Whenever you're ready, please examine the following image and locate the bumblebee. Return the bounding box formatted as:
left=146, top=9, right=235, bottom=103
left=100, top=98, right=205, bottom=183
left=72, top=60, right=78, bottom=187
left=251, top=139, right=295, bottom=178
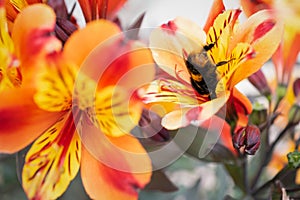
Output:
left=185, top=43, right=229, bottom=99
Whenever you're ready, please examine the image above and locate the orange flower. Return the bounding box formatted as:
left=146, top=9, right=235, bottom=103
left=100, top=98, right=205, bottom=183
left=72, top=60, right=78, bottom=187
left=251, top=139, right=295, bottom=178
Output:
left=241, top=0, right=300, bottom=86
left=0, top=4, right=154, bottom=200
left=143, top=0, right=283, bottom=130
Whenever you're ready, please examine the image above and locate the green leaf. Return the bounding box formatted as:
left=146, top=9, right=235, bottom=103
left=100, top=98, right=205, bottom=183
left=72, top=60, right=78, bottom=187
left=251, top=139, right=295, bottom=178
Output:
left=144, top=170, right=178, bottom=192
left=201, top=143, right=236, bottom=164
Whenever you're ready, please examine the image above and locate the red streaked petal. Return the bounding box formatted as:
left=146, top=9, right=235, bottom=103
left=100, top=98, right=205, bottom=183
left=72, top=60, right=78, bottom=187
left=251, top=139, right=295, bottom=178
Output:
left=161, top=92, right=228, bottom=130
left=79, top=114, right=152, bottom=173
left=203, top=0, right=225, bottom=33
left=228, top=9, right=283, bottom=87
left=22, top=111, right=81, bottom=200
left=78, top=0, right=127, bottom=21
left=81, top=145, right=151, bottom=200
left=11, top=4, right=62, bottom=67
left=80, top=38, right=155, bottom=91
left=0, top=87, right=65, bottom=153
left=240, top=0, right=272, bottom=17
left=79, top=117, right=152, bottom=199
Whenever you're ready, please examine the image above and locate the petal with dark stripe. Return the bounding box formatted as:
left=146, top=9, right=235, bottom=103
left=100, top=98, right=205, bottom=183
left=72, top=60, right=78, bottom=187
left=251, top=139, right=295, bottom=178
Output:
left=22, top=111, right=81, bottom=200
left=88, top=86, right=142, bottom=137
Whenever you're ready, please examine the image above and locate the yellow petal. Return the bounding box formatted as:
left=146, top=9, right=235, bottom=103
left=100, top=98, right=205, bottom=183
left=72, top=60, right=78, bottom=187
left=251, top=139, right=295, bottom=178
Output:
left=22, top=112, right=81, bottom=200
left=88, top=86, right=142, bottom=137
left=142, top=78, right=203, bottom=106
left=161, top=107, right=192, bottom=130
left=34, top=60, right=76, bottom=112
left=217, top=42, right=254, bottom=90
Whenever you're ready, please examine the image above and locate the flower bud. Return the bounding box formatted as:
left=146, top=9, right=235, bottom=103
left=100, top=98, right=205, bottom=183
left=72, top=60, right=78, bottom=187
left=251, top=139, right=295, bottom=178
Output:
left=248, top=69, right=271, bottom=97
left=288, top=104, right=300, bottom=125
left=293, top=78, right=300, bottom=97
left=233, top=125, right=261, bottom=155
left=249, top=102, right=267, bottom=125
left=138, top=109, right=170, bottom=142
left=244, top=125, right=261, bottom=155
left=233, top=127, right=246, bottom=149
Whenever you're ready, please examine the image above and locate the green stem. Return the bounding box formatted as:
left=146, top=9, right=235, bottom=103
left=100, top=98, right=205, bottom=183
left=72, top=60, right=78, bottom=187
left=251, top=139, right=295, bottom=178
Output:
left=251, top=165, right=290, bottom=195
left=250, top=124, right=292, bottom=190
left=243, top=155, right=250, bottom=195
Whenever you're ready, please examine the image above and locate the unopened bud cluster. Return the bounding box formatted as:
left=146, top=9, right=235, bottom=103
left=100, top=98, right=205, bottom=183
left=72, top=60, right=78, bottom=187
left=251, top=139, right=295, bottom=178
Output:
left=233, top=125, right=261, bottom=155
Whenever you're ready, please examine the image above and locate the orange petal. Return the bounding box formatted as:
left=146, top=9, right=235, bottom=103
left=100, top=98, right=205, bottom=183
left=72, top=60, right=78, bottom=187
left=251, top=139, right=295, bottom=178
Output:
left=80, top=38, right=155, bottom=91
left=203, top=0, right=225, bottom=33
left=232, top=87, right=252, bottom=116
left=199, top=115, right=236, bottom=154
left=142, top=79, right=201, bottom=106
left=240, top=0, right=272, bottom=17
left=11, top=4, right=61, bottom=67
left=281, top=30, right=300, bottom=84
left=66, top=20, right=153, bottom=90
left=105, top=0, right=127, bottom=19
left=78, top=0, right=127, bottom=21
left=150, top=17, right=206, bottom=84
left=80, top=119, right=152, bottom=199
left=231, top=88, right=252, bottom=127
left=0, top=87, right=64, bottom=153
left=228, top=9, right=283, bottom=88
left=64, top=19, right=121, bottom=67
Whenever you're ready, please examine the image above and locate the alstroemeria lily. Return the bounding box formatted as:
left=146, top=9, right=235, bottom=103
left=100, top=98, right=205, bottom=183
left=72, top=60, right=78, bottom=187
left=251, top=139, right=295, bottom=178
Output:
left=241, top=0, right=300, bottom=86
left=143, top=1, right=282, bottom=130
left=0, top=4, right=154, bottom=200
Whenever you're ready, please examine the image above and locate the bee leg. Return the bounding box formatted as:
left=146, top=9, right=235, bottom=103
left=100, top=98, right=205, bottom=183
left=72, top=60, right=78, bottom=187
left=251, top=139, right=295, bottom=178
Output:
left=203, top=43, right=215, bottom=51
left=216, top=58, right=235, bottom=67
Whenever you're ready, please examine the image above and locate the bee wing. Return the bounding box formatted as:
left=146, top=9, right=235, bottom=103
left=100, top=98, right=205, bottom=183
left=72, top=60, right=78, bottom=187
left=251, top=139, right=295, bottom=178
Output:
left=150, top=17, right=206, bottom=84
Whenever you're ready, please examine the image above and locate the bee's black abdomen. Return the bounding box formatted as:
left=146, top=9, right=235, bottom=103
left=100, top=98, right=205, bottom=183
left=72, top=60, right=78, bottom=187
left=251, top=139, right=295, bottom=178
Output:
left=185, top=50, right=218, bottom=99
